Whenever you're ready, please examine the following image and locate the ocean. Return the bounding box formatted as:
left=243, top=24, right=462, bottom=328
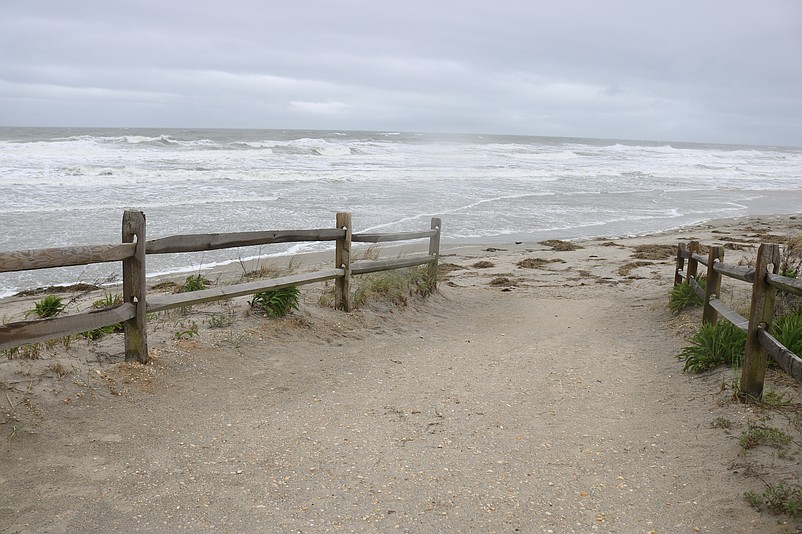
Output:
left=1, top=127, right=801, bottom=298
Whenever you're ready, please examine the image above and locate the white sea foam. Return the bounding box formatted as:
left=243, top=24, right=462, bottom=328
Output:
left=1, top=128, right=800, bottom=295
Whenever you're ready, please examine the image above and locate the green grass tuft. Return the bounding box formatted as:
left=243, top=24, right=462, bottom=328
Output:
left=745, top=481, right=802, bottom=516
left=83, top=292, right=124, bottom=340
left=738, top=424, right=793, bottom=450
left=250, top=286, right=300, bottom=318
left=25, top=295, right=64, bottom=319
left=181, top=274, right=208, bottom=293
left=668, top=276, right=706, bottom=315
left=91, top=292, right=123, bottom=309
left=677, top=320, right=746, bottom=373
left=711, top=416, right=732, bottom=429
left=173, top=320, right=199, bottom=339
left=770, top=310, right=802, bottom=356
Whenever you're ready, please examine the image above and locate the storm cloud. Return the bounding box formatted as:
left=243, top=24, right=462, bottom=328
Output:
left=1, top=0, right=800, bottom=145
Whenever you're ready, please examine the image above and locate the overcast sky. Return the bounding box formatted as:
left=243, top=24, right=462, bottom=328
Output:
left=1, top=1, right=800, bottom=146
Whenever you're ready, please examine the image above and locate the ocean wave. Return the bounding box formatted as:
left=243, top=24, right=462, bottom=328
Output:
left=0, top=196, right=282, bottom=215
left=3, top=127, right=802, bottom=293
left=228, top=141, right=275, bottom=151
left=122, top=135, right=179, bottom=145
left=311, top=146, right=352, bottom=157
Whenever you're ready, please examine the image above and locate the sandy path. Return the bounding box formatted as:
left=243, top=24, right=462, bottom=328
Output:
left=3, top=215, right=802, bottom=533
left=0, top=285, right=792, bottom=533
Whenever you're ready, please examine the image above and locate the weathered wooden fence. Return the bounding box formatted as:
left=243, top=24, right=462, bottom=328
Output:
left=675, top=241, right=802, bottom=397
left=0, top=211, right=441, bottom=364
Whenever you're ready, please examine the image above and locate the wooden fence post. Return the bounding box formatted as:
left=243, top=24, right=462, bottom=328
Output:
left=335, top=212, right=352, bottom=312
left=674, top=242, right=686, bottom=286
left=687, top=241, right=701, bottom=282
left=428, top=217, right=441, bottom=288
left=122, top=210, right=148, bottom=363
left=740, top=243, right=781, bottom=399
left=702, top=245, right=725, bottom=324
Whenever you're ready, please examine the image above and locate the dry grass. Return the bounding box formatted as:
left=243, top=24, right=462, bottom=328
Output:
left=745, top=231, right=786, bottom=242
left=618, top=261, right=654, bottom=277
left=471, top=261, right=495, bottom=269
left=724, top=242, right=750, bottom=251
left=46, top=361, right=72, bottom=378
left=4, top=343, right=43, bottom=360
left=239, top=266, right=284, bottom=281
left=631, top=244, right=677, bottom=260
left=539, top=239, right=583, bottom=251
left=356, top=246, right=381, bottom=261
left=517, top=257, right=564, bottom=269
left=437, top=263, right=465, bottom=277
left=150, top=281, right=180, bottom=292
left=351, top=266, right=436, bottom=309
left=238, top=256, right=301, bottom=282
left=13, top=283, right=100, bottom=298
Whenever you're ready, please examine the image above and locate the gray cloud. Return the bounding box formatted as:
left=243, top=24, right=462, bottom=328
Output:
left=1, top=0, right=800, bottom=145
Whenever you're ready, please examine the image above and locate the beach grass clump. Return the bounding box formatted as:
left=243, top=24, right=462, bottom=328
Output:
left=205, top=311, right=236, bottom=329
left=180, top=274, right=209, bottom=293
left=780, top=236, right=802, bottom=279
left=173, top=320, right=199, bottom=339
left=352, top=265, right=436, bottom=308
left=678, top=320, right=746, bottom=373
left=250, top=286, right=300, bottom=318
left=775, top=238, right=802, bottom=316
left=239, top=256, right=301, bottom=282
left=759, top=389, right=793, bottom=408
left=745, top=481, right=802, bottom=517
left=81, top=292, right=124, bottom=340
left=357, top=246, right=381, bottom=261
left=668, top=277, right=706, bottom=314
left=81, top=325, right=122, bottom=341
left=738, top=424, right=793, bottom=451
left=151, top=280, right=180, bottom=292
left=353, top=273, right=408, bottom=307
left=25, top=295, right=64, bottom=319
left=711, top=416, right=732, bottom=429
left=92, top=292, right=123, bottom=308
left=770, top=311, right=802, bottom=356
left=3, top=343, right=43, bottom=360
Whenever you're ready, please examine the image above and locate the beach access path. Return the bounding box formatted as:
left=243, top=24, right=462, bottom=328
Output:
left=2, top=216, right=802, bottom=533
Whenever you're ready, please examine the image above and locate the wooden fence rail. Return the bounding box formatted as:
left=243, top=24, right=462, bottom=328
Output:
left=675, top=241, right=802, bottom=397
left=0, top=211, right=442, bottom=363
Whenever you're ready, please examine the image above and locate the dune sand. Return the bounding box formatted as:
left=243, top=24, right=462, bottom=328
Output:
left=2, top=215, right=802, bottom=533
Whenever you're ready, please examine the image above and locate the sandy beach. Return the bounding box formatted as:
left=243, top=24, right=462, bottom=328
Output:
left=2, top=214, right=802, bottom=533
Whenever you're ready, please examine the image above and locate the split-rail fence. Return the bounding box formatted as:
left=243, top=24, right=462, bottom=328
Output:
left=675, top=241, right=802, bottom=398
left=0, top=211, right=441, bottom=364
